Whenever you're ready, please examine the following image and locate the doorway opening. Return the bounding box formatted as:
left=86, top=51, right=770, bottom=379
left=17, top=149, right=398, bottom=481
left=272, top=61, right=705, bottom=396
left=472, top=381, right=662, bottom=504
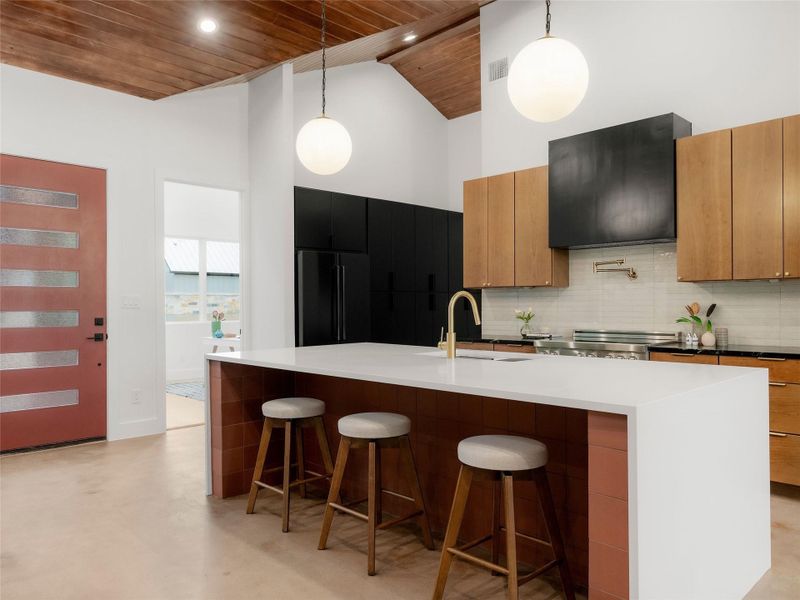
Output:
left=163, top=181, right=241, bottom=430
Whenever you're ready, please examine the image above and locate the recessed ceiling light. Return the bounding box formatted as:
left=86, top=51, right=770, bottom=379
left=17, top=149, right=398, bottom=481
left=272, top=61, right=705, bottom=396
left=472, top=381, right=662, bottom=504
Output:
left=403, top=33, right=418, bottom=42
left=198, top=18, right=218, bottom=33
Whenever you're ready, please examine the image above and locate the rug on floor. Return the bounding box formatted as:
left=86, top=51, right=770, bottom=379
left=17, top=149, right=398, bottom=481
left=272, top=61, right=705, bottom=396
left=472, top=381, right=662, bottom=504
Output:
left=166, top=382, right=205, bottom=401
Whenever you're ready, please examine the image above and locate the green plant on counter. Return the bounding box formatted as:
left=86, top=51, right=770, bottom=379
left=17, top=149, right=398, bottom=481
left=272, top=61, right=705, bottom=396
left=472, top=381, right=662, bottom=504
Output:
left=676, top=302, right=716, bottom=332
left=514, top=307, right=535, bottom=325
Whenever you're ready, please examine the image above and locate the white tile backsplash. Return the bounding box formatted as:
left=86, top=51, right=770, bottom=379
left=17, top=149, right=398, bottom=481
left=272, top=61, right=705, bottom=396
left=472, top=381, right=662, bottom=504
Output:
left=481, top=243, right=800, bottom=346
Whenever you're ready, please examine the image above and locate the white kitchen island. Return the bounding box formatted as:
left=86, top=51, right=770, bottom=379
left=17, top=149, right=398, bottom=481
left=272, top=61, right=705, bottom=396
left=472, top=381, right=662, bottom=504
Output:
left=206, top=343, right=770, bottom=600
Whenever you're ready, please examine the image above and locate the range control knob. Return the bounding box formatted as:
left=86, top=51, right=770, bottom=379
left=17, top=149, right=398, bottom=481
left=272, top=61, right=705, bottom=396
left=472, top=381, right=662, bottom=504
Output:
left=614, top=355, right=625, bottom=359
left=627, top=356, right=638, bottom=360
left=604, top=355, right=614, bottom=359
left=587, top=353, right=598, bottom=358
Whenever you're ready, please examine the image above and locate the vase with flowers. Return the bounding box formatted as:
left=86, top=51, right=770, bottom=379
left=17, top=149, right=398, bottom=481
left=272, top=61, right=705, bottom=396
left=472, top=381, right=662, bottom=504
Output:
left=514, top=307, right=535, bottom=338
left=211, top=310, right=225, bottom=338
left=676, top=302, right=716, bottom=346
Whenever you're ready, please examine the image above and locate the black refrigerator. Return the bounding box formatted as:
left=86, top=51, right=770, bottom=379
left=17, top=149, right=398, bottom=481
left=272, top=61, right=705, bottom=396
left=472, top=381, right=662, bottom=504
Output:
left=296, top=250, right=370, bottom=346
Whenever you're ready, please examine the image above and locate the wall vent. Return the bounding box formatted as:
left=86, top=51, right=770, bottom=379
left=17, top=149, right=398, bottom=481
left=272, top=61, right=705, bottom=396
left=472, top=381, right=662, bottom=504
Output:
left=488, top=57, right=508, bottom=82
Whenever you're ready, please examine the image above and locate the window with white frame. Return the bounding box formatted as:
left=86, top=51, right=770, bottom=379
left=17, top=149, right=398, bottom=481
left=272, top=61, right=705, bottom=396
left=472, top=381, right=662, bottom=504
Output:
left=164, top=237, right=240, bottom=322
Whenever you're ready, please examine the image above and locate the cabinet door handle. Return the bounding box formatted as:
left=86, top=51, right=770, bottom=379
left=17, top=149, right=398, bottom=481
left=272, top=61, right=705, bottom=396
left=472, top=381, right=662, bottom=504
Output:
left=769, top=431, right=787, bottom=437
left=758, top=357, right=786, bottom=362
left=505, top=343, right=523, bottom=347
left=670, top=353, right=692, bottom=357
left=769, top=382, right=787, bottom=387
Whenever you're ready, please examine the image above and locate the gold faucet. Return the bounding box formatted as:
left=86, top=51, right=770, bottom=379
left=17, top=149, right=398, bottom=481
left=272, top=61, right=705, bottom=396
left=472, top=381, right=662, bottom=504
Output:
left=437, top=290, right=481, bottom=359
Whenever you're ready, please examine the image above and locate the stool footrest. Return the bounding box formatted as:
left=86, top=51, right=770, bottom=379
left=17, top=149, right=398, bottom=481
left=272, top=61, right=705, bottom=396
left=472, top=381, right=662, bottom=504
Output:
left=499, top=525, right=553, bottom=548
left=455, top=534, right=493, bottom=553
left=329, top=502, right=369, bottom=522
left=380, top=488, right=415, bottom=503
left=446, top=547, right=509, bottom=575
left=518, top=559, right=559, bottom=585
left=376, top=510, right=422, bottom=530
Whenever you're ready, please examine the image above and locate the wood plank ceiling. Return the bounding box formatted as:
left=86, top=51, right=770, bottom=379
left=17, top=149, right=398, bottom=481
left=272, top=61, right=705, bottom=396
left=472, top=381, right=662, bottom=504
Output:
left=0, top=1, right=485, bottom=119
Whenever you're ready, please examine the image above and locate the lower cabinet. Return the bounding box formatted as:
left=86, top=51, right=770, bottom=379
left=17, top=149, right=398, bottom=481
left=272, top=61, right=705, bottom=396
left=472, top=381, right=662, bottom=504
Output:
left=769, top=433, right=800, bottom=486
left=719, top=356, right=800, bottom=486
left=652, top=354, right=800, bottom=486
left=648, top=352, right=719, bottom=365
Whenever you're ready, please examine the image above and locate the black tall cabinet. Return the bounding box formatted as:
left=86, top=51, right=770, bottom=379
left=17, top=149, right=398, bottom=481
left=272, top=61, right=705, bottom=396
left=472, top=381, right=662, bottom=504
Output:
left=295, top=187, right=477, bottom=348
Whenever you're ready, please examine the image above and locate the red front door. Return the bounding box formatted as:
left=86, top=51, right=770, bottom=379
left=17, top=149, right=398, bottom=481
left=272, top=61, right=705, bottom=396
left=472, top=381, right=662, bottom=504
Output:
left=0, top=155, right=107, bottom=451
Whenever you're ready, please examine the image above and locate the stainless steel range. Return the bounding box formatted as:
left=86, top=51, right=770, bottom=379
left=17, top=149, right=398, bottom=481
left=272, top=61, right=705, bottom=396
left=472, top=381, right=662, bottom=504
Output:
left=534, top=330, right=680, bottom=360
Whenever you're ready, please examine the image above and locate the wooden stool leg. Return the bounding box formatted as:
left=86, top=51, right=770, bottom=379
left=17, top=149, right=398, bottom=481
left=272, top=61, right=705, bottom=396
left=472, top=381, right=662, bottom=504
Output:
left=246, top=419, right=273, bottom=514
left=399, top=435, right=434, bottom=550
left=281, top=421, right=293, bottom=532
left=313, top=417, right=335, bottom=476
left=491, top=478, right=502, bottom=572
left=368, top=441, right=379, bottom=575
left=432, top=465, right=473, bottom=600
left=318, top=436, right=351, bottom=550
left=295, top=425, right=307, bottom=498
left=502, top=474, right=519, bottom=600
left=534, top=468, right=576, bottom=600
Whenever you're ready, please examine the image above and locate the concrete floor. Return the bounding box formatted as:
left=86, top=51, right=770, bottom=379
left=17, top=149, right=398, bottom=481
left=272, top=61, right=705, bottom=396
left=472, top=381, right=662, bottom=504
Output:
left=165, top=393, right=205, bottom=430
left=0, top=426, right=797, bottom=600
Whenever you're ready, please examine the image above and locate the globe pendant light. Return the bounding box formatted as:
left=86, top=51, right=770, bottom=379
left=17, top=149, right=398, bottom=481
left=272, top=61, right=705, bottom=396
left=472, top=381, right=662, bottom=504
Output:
left=507, top=0, right=589, bottom=123
left=296, top=0, right=352, bottom=175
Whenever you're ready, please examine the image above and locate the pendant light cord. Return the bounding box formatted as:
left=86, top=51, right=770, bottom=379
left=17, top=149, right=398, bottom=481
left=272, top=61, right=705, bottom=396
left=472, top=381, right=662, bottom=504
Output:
left=545, top=0, right=551, bottom=35
left=321, top=0, right=327, bottom=116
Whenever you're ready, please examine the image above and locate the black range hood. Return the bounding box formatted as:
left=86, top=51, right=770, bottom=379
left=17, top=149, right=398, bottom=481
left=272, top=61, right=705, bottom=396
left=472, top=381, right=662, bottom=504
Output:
left=548, top=113, right=692, bottom=249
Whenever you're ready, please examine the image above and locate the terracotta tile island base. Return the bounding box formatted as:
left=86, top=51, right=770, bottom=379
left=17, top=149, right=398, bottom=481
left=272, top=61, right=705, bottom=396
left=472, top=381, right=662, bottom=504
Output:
left=207, top=343, right=770, bottom=600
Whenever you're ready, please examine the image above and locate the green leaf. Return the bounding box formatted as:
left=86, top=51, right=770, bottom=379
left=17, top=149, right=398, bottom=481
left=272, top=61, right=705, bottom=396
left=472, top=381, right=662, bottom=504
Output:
left=676, top=317, right=692, bottom=325
left=691, top=315, right=703, bottom=326
left=706, top=319, right=713, bottom=332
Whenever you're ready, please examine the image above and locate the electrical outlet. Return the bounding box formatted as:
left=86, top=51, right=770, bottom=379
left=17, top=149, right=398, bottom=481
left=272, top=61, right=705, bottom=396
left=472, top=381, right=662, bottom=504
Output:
left=131, top=389, right=143, bottom=405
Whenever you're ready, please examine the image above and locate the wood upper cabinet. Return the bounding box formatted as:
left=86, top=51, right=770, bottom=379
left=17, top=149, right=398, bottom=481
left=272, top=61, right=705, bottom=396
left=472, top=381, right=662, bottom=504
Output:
left=514, top=167, right=569, bottom=287
left=463, top=177, right=488, bottom=288
left=732, top=119, right=784, bottom=280
left=784, top=115, right=800, bottom=279
left=463, top=169, right=568, bottom=289
left=486, top=173, right=515, bottom=287
left=676, top=130, right=732, bottom=281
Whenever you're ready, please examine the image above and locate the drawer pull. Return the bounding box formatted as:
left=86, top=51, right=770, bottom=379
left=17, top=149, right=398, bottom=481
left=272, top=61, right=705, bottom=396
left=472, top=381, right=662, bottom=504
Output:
left=504, top=344, right=523, bottom=347
left=670, top=353, right=693, bottom=357
left=769, top=382, right=787, bottom=387
left=758, top=357, right=787, bottom=362
left=769, top=431, right=788, bottom=437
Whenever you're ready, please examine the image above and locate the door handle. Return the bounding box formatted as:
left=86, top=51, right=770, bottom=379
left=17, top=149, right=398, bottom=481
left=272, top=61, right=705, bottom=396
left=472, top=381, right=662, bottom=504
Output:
left=86, top=333, right=107, bottom=341
left=341, top=265, right=347, bottom=341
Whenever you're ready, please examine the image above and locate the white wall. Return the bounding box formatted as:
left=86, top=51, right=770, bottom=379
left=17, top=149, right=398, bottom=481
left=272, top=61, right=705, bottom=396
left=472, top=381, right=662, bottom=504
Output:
left=0, top=64, right=248, bottom=440
left=249, top=64, right=296, bottom=350
left=479, top=0, right=800, bottom=176
left=447, top=112, right=482, bottom=211
left=165, top=321, right=241, bottom=382
left=293, top=61, right=450, bottom=208
left=164, top=181, right=240, bottom=241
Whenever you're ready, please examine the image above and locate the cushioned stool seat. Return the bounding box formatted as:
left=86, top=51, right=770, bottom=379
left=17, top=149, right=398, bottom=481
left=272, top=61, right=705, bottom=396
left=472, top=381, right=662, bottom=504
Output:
left=457, top=435, right=548, bottom=472
left=262, top=397, right=325, bottom=420
left=338, top=412, right=411, bottom=439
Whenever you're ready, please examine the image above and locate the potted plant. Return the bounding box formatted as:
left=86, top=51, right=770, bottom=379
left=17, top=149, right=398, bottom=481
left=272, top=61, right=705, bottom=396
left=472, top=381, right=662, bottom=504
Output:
left=514, top=307, right=535, bottom=338
left=676, top=303, right=716, bottom=346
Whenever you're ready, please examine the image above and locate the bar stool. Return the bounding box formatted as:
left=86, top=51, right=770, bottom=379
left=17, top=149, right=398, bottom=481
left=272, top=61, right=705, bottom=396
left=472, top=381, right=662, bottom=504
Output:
left=433, top=435, right=576, bottom=600
left=246, top=397, right=334, bottom=533
left=318, top=412, right=434, bottom=575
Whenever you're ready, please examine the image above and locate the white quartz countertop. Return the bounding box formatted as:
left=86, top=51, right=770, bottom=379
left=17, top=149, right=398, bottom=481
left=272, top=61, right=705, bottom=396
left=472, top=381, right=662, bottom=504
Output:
left=206, top=342, right=764, bottom=415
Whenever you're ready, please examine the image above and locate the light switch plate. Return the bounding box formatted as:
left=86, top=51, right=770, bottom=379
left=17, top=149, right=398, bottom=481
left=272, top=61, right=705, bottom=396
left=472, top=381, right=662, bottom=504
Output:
left=122, top=295, right=141, bottom=309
